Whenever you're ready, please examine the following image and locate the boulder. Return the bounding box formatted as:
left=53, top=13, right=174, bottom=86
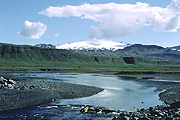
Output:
left=80, top=106, right=101, bottom=114
left=0, top=76, right=16, bottom=90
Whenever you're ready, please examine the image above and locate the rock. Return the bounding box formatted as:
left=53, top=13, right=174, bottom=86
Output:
left=0, top=76, right=16, bottom=90
left=124, top=116, right=130, bottom=120
left=29, top=85, right=35, bottom=89
left=140, top=108, right=145, bottom=112
left=102, top=109, right=117, bottom=114
left=8, top=79, right=16, bottom=84
left=138, top=118, right=150, bottom=120
left=20, top=85, right=29, bottom=90
left=112, top=116, right=117, bottom=120
left=134, top=117, right=139, bottom=120
left=7, top=84, right=14, bottom=89
left=149, top=107, right=154, bottom=111
left=80, top=106, right=101, bottom=114
left=166, top=116, right=173, bottom=120
left=114, top=116, right=128, bottom=120
left=4, top=82, right=7, bottom=86
left=159, top=112, right=164, bottom=116
left=170, top=101, right=180, bottom=108
left=70, top=103, right=180, bottom=120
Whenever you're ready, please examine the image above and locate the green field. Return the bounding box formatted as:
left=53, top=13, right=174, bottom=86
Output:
left=0, top=43, right=180, bottom=73
left=1, top=59, right=180, bottom=74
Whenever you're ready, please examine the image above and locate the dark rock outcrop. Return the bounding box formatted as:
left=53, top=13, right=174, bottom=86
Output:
left=123, top=57, right=135, bottom=64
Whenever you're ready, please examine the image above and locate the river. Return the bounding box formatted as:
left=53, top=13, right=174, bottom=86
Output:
left=0, top=72, right=175, bottom=119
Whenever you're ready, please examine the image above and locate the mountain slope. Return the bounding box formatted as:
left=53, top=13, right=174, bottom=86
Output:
left=0, top=43, right=129, bottom=69
left=0, top=43, right=96, bottom=62
left=169, top=45, right=180, bottom=51
left=61, top=42, right=180, bottom=61
left=116, top=44, right=180, bottom=60
left=35, top=41, right=180, bottom=61
left=1, top=42, right=180, bottom=72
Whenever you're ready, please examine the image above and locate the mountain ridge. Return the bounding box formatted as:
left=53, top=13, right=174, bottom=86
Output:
left=35, top=41, right=180, bottom=61
left=0, top=42, right=180, bottom=71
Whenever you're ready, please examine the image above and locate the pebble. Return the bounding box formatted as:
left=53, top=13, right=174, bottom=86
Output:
left=75, top=102, right=180, bottom=120
left=112, top=103, right=180, bottom=120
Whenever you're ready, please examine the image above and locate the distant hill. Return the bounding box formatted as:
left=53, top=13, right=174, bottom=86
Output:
left=0, top=43, right=102, bottom=63
left=67, top=43, right=180, bottom=61
left=35, top=40, right=180, bottom=61
left=118, top=44, right=180, bottom=60
left=0, top=43, right=128, bottom=69
left=1, top=42, right=180, bottom=71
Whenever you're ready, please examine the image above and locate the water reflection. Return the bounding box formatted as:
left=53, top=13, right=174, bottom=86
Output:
left=0, top=72, right=164, bottom=111
left=51, top=73, right=164, bottom=111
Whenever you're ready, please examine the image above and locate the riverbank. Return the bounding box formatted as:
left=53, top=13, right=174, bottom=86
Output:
left=0, top=78, right=103, bottom=111
left=1, top=72, right=180, bottom=119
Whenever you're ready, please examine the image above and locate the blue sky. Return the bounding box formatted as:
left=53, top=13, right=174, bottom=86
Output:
left=1, top=0, right=180, bottom=47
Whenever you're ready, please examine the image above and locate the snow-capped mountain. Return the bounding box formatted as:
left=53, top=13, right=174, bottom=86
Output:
left=56, top=38, right=130, bottom=51
left=169, top=45, right=180, bottom=51
left=35, top=44, right=56, bottom=48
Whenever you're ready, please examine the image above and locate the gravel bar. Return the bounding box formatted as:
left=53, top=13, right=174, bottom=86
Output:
left=0, top=79, right=103, bottom=111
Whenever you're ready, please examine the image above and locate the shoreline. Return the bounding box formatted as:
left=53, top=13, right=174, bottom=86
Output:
left=1, top=68, right=180, bottom=74
left=0, top=79, right=103, bottom=112
left=116, top=73, right=180, bottom=105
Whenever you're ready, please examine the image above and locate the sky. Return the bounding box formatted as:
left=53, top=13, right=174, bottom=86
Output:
left=1, top=0, right=180, bottom=47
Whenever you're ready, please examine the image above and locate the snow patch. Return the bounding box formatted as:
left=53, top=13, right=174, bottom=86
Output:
left=56, top=38, right=129, bottom=50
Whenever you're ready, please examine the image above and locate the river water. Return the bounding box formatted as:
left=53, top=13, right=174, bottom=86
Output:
left=56, top=73, right=163, bottom=111
left=0, top=72, right=175, bottom=119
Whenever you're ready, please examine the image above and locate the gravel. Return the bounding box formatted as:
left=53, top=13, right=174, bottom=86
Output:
left=0, top=79, right=103, bottom=111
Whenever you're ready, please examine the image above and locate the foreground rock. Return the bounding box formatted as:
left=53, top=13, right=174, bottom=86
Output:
left=112, top=104, right=180, bottom=120
left=79, top=105, right=118, bottom=114
left=0, top=77, right=103, bottom=111
left=0, top=77, right=16, bottom=89
left=70, top=104, right=180, bottom=120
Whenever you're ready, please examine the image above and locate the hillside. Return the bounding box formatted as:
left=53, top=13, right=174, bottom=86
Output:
left=1, top=44, right=99, bottom=62
left=39, top=39, right=180, bottom=61
left=116, top=44, right=180, bottom=60
left=169, top=45, right=180, bottom=51
left=1, top=42, right=180, bottom=72
left=0, top=43, right=125, bottom=70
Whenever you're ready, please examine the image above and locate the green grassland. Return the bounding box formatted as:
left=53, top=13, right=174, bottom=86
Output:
left=0, top=43, right=180, bottom=73
left=1, top=58, right=180, bottom=74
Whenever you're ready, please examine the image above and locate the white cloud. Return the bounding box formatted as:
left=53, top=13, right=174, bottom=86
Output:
left=39, top=0, right=180, bottom=38
left=18, top=20, right=47, bottom=39
left=54, top=33, right=59, bottom=37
